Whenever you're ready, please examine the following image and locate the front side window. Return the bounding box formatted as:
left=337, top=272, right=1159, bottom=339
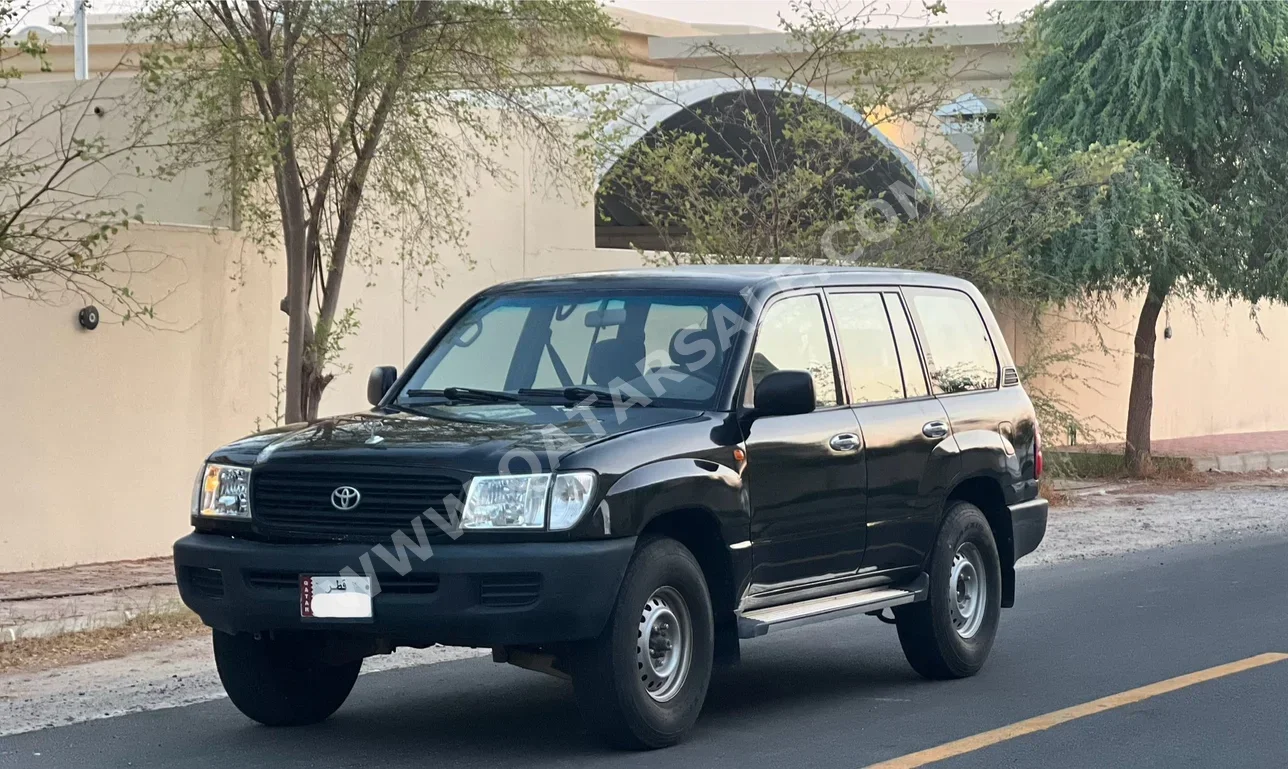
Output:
left=827, top=292, right=904, bottom=404
left=905, top=288, right=998, bottom=394
left=745, top=294, right=839, bottom=408
left=400, top=292, right=744, bottom=410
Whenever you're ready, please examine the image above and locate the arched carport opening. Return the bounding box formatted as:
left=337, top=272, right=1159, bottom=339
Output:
left=589, top=78, right=931, bottom=251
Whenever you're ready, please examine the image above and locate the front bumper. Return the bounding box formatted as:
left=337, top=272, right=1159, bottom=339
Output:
left=1009, top=497, right=1049, bottom=562
left=174, top=533, right=636, bottom=647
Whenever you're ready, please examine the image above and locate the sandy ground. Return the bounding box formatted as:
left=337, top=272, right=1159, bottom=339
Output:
left=3, top=475, right=1287, bottom=737
left=1023, top=475, right=1288, bottom=567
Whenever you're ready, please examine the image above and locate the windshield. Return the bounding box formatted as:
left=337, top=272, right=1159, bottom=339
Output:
left=397, top=292, right=745, bottom=410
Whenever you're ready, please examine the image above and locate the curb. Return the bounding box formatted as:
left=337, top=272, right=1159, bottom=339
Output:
left=1192, top=451, right=1288, bottom=473
left=2, top=609, right=137, bottom=644
left=1, top=601, right=185, bottom=645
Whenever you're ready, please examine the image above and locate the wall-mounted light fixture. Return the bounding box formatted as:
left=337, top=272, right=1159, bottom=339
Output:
left=78, top=306, right=100, bottom=331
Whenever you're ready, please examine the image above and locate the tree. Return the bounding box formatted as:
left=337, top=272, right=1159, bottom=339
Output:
left=133, top=0, right=617, bottom=422
left=1008, top=0, right=1288, bottom=474
left=2, top=0, right=153, bottom=317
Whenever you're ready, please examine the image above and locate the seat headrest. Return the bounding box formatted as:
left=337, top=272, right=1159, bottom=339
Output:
left=587, top=338, right=645, bottom=387
left=669, top=326, right=720, bottom=372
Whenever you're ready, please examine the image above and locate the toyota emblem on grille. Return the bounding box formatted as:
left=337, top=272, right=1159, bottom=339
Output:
left=331, top=486, right=361, bottom=510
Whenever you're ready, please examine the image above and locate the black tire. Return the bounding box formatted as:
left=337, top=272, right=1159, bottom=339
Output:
left=213, top=630, right=362, bottom=726
left=570, top=536, right=715, bottom=750
left=894, top=501, right=1002, bottom=680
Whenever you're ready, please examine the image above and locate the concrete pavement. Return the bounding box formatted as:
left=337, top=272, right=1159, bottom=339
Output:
left=2, top=534, right=1286, bottom=768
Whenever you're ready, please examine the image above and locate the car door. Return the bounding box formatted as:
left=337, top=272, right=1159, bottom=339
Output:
left=825, top=289, right=955, bottom=576
left=741, top=291, right=867, bottom=596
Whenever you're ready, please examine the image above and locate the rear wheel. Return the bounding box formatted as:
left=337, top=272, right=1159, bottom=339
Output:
left=895, top=501, right=1002, bottom=679
left=570, top=537, right=714, bottom=750
left=213, top=630, right=362, bottom=726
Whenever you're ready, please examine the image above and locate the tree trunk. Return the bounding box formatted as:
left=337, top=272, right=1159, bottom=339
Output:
left=299, top=355, right=332, bottom=423
left=278, top=149, right=310, bottom=424
left=283, top=252, right=310, bottom=424
left=1124, top=283, right=1169, bottom=476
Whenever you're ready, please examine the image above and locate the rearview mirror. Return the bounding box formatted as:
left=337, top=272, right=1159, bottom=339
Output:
left=751, top=370, right=815, bottom=418
left=367, top=366, right=398, bottom=406
left=585, top=307, right=627, bottom=327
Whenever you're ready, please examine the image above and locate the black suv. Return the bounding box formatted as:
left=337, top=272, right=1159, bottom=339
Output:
left=175, top=266, right=1047, bottom=749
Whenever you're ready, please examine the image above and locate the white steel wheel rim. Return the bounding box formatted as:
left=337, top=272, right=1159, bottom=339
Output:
left=636, top=586, right=693, bottom=703
left=949, top=542, right=987, bottom=639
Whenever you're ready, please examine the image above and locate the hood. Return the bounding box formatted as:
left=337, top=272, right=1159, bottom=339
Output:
left=208, top=404, right=703, bottom=474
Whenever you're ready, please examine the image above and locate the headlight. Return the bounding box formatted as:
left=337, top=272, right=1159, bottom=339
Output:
left=461, top=474, right=550, bottom=529
left=460, top=472, right=596, bottom=530
left=193, top=463, right=252, bottom=519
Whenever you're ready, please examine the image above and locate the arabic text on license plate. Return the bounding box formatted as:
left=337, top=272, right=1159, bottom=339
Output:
left=301, top=576, right=372, bottom=618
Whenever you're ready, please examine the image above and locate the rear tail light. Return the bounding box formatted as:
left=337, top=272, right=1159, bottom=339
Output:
left=1034, top=424, right=1044, bottom=479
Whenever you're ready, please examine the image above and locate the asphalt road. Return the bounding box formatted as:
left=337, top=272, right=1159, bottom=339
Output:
left=4, top=535, right=1288, bottom=768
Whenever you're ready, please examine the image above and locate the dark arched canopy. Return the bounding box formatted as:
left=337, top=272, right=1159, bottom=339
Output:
left=584, top=78, right=930, bottom=250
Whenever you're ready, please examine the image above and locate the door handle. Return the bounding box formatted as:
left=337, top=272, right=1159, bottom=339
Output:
left=922, top=420, right=950, bottom=439
left=829, top=433, right=862, bottom=452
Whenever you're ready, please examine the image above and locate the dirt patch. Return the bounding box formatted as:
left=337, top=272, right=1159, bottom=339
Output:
left=0, top=609, right=205, bottom=676
left=1038, top=477, right=1066, bottom=507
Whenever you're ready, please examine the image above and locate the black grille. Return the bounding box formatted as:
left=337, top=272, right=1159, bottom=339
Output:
left=251, top=464, right=464, bottom=544
left=478, top=573, right=542, bottom=607
left=243, top=570, right=299, bottom=591
left=245, top=570, right=440, bottom=595
left=1002, top=366, right=1020, bottom=386
left=183, top=566, right=224, bottom=598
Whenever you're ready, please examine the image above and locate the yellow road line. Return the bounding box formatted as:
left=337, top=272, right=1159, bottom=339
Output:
left=865, top=652, right=1288, bottom=769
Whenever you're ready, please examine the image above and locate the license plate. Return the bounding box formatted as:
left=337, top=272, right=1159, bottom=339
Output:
left=301, top=576, right=372, bottom=619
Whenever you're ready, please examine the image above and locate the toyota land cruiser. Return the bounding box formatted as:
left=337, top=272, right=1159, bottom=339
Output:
left=175, top=266, right=1047, bottom=749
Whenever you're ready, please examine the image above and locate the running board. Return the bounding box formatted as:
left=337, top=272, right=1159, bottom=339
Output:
left=736, top=574, right=929, bottom=638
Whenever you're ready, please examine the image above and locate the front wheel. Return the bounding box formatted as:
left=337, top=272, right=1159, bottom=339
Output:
left=213, top=630, right=362, bottom=726
left=570, top=537, right=714, bottom=750
left=894, top=501, right=1002, bottom=679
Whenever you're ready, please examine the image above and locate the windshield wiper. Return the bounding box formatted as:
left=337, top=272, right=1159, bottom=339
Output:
left=518, top=386, right=618, bottom=406
left=383, top=401, right=438, bottom=418
left=405, top=387, right=519, bottom=404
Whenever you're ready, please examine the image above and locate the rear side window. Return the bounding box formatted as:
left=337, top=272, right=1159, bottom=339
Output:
left=745, top=294, right=839, bottom=408
left=883, top=292, right=929, bottom=398
left=827, top=292, right=904, bottom=404
left=905, top=288, right=998, bottom=394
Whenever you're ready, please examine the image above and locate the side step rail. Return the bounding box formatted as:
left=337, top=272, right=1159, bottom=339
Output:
left=736, top=574, right=929, bottom=638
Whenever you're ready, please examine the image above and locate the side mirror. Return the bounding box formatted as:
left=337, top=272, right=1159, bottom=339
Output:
left=751, top=370, right=816, bottom=418
left=367, top=366, right=398, bottom=406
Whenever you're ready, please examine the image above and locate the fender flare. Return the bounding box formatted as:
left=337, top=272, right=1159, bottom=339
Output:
left=601, top=458, right=748, bottom=543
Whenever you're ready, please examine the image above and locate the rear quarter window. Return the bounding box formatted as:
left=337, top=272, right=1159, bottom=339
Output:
left=904, top=288, right=999, bottom=394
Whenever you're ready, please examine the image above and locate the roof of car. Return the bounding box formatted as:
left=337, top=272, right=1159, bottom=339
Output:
left=483, top=265, right=977, bottom=302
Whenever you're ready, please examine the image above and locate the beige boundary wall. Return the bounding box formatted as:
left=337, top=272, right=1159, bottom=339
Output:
left=2, top=226, right=277, bottom=571
left=997, top=296, right=1288, bottom=444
